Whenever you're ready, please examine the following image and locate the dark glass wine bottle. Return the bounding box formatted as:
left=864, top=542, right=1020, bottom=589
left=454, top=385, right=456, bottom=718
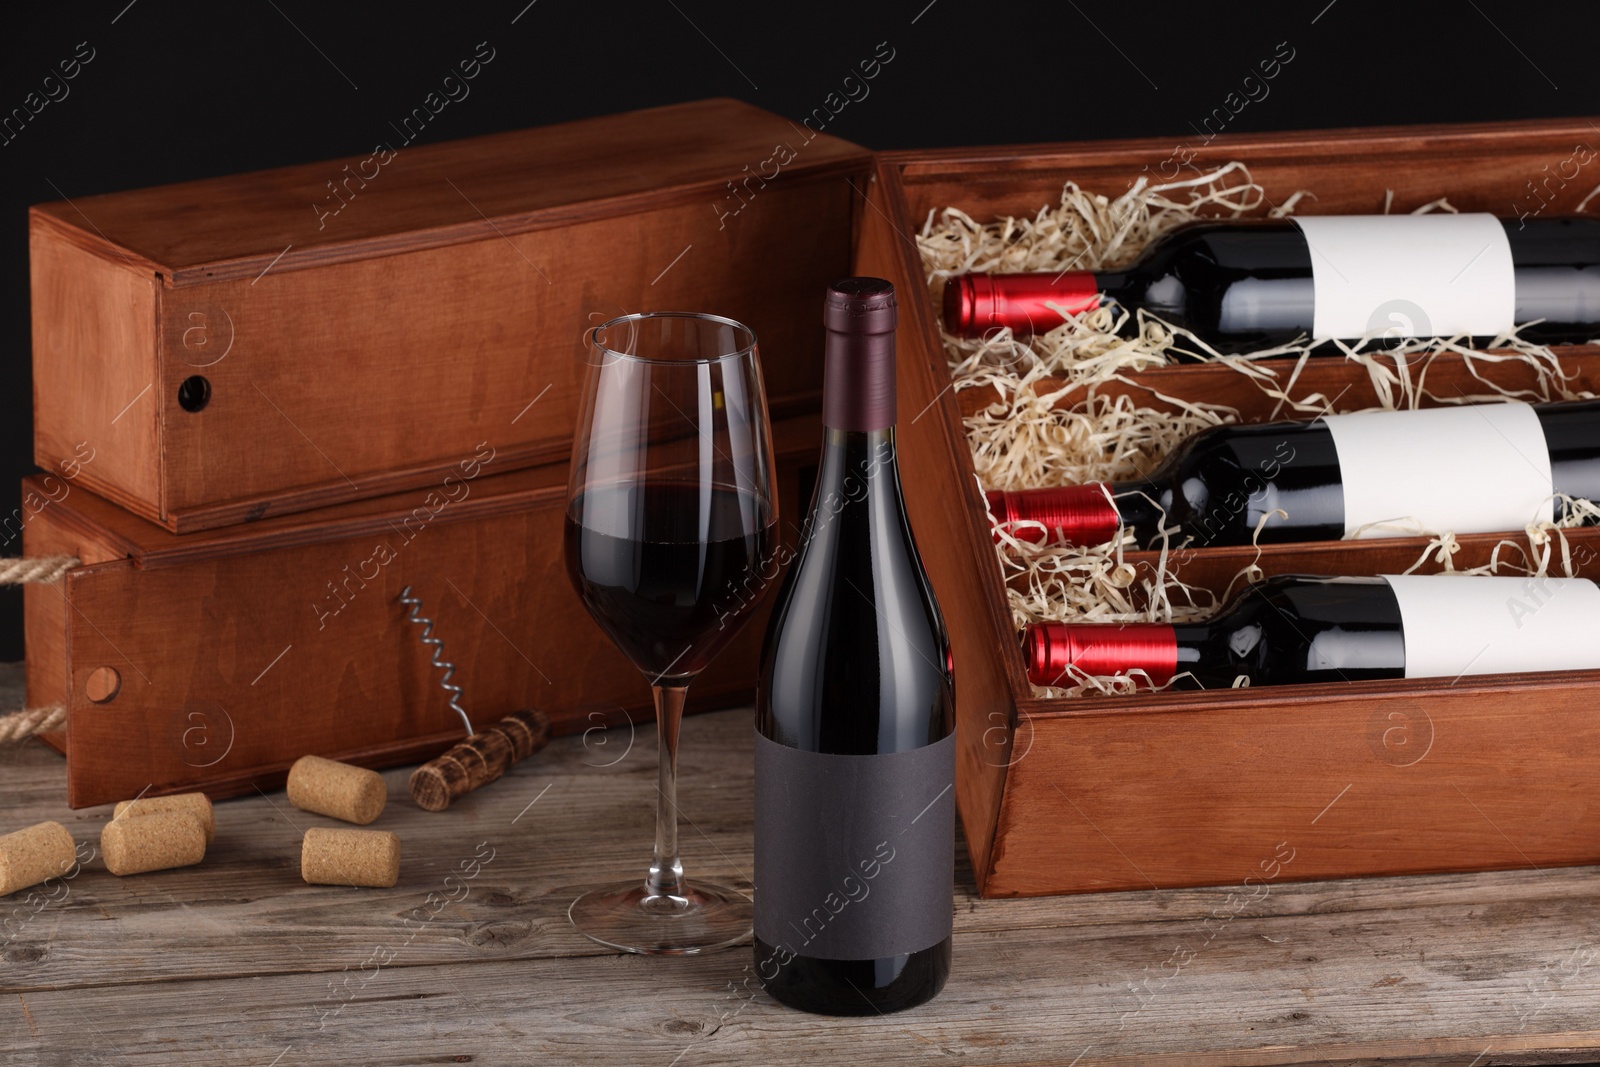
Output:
left=987, top=397, right=1600, bottom=549
left=945, top=215, right=1600, bottom=352
left=755, top=278, right=955, bottom=1016
left=1024, top=573, right=1600, bottom=689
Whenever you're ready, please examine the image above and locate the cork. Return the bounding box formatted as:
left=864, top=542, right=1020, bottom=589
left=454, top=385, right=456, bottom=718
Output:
left=287, top=755, right=387, bottom=825
left=114, top=792, right=215, bottom=844
left=101, top=811, right=207, bottom=876
left=0, top=821, right=77, bottom=897
left=301, top=827, right=401, bottom=888
left=409, top=708, right=552, bottom=812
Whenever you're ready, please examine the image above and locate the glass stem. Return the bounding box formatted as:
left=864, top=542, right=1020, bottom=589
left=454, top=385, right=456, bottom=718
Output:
left=646, top=684, right=688, bottom=899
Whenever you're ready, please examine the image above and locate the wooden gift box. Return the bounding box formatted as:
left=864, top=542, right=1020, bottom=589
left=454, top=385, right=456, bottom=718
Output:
left=31, top=98, right=868, bottom=533
left=24, top=414, right=819, bottom=808
left=854, top=117, right=1600, bottom=897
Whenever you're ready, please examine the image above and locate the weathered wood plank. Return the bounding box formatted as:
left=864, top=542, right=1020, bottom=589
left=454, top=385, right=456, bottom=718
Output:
left=4, top=666, right=1600, bottom=1065
left=5, top=923, right=1600, bottom=1067
left=6, top=699, right=1598, bottom=992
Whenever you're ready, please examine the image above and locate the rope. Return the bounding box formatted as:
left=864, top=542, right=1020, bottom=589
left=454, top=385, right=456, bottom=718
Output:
left=0, top=555, right=80, bottom=743
left=0, top=703, right=67, bottom=743
left=0, top=555, right=80, bottom=585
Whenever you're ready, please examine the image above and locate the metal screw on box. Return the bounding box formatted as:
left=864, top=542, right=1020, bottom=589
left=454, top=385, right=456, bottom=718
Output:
left=398, top=585, right=552, bottom=812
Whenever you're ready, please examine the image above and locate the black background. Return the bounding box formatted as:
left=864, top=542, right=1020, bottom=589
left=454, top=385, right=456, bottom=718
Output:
left=1, top=0, right=1596, bottom=662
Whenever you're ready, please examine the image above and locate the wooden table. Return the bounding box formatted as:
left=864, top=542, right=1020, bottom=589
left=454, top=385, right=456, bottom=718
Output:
left=4, top=663, right=1599, bottom=1066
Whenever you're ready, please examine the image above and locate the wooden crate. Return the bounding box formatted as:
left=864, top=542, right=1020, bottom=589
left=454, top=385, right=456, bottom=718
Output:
left=855, top=117, right=1600, bottom=896
left=31, top=99, right=868, bottom=533
left=24, top=414, right=820, bottom=808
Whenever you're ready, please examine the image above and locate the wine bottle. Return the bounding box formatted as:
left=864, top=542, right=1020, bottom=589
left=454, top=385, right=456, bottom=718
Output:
left=1024, top=573, right=1600, bottom=689
left=755, top=278, right=955, bottom=1016
left=987, top=397, right=1600, bottom=549
left=945, top=215, right=1600, bottom=351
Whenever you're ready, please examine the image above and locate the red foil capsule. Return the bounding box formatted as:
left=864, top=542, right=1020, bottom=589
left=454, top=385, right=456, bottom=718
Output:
left=1024, top=623, right=1178, bottom=688
left=986, top=486, right=1121, bottom=546
left=943, top=272, right=1100, bottom=337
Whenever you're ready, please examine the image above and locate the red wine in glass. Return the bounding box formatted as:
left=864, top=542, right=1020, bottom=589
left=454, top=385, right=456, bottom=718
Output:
left=564, top=482, right=776, bottom=680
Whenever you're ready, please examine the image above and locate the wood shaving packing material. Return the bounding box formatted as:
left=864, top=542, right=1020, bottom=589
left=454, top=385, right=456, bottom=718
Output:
left=918, top=164, right=1598, bottom=698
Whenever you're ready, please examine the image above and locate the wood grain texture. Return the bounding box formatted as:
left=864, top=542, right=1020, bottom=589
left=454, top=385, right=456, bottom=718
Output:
left=1084, top=526, right=1600, bottom=610
left=955, top=350, right=1600, bottom=422
left=17, top=478, right=130, bottom=756
left=31, top=98, right=866, bottom=531
left=2, top=691, right=1599, bottom=1066
left=23, top=415, right=820, bottom=809
left=31, top=98, right=868, bottom=281
left=28, top=228, right=159, bottom=516
left=151, top=175, right=846, bottom=529
left=884, top=116, right=1600, bottom=222
left=854, top=166, right=1017, bottom=893
left=874, top=117, right=1600, bottom=899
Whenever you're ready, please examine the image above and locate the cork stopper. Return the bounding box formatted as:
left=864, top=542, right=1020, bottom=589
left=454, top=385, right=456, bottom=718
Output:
left=409, top=709, right=552, bottom=812
left=102, top=811, right=207, bottom=876
left=0, top=821, right=76, bottom=897
left=114, top=792, right=215, bottom=844
left=301, top=827, right=401, bottom=888
left=287, top=756, right=387, bottom=825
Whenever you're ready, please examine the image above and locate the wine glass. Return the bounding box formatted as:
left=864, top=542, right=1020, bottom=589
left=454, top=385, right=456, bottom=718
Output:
left=563, top=311, right=777, bottom=955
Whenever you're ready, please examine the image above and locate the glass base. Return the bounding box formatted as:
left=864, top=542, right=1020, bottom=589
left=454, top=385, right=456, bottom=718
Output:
left=568, top=879, right=752, bottom=956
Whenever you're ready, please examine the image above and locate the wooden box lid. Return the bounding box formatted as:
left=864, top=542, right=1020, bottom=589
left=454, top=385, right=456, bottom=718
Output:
left=32, top=97, right=865, bottom=283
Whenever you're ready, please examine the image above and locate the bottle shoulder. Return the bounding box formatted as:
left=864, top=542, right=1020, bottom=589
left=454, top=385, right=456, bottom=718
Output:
left=1193, top=575, right=1405, bottom=685
left=758, top=460, right=952, bottom=754
left=1227, top=574, right=1395, bottom=625
left=1159, top=418, right=1335, bottom=479
left=1139, top=219, right=1309, bottom=269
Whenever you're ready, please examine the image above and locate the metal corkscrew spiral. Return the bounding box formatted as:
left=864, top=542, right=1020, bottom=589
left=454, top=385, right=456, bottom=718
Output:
left=396, top=583, right=552, bottom=812
left=398, top=584, right=473, bottom=736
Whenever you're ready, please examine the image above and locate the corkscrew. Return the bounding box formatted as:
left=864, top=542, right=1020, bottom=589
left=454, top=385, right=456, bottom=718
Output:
left=399, top=584, right=473, bottom=735
left=398, top=584, right=552, bottom=811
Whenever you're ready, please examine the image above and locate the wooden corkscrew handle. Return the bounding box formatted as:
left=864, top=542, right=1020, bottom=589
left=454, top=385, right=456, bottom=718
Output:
left=408, top=709, right=552, bottom=812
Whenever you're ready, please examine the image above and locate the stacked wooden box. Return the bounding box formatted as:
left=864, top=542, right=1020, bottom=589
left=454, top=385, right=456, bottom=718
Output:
left=26, top=98, right=872, bottom=807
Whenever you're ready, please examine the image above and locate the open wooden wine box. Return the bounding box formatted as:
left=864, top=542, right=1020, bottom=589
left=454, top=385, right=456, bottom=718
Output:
left=24, top=413, right=819, bottom=808
left=855, top=117, right=1600, bottom=897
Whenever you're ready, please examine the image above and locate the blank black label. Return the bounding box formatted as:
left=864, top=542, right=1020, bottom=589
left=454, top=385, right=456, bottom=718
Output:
left=753, top=730, right=955, bottom=960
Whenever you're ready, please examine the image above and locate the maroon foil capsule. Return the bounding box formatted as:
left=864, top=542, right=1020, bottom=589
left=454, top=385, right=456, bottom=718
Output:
left=944, top=272, right=1100, bottom=337
left=986, top=485, right=1121, bottom=546
left=1024, top=622, right=1178, bottom=688
left=823, top=277, right=897, bottom=432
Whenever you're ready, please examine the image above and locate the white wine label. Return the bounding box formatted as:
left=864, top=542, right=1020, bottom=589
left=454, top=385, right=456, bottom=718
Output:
left=1383, top=574, right=1600, bottom=679
left=1320, top=402, right=1554, bottom=538
left=1293, top=213, right=1515, bottom=340
left=754, top=731, right=954, bottom=961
